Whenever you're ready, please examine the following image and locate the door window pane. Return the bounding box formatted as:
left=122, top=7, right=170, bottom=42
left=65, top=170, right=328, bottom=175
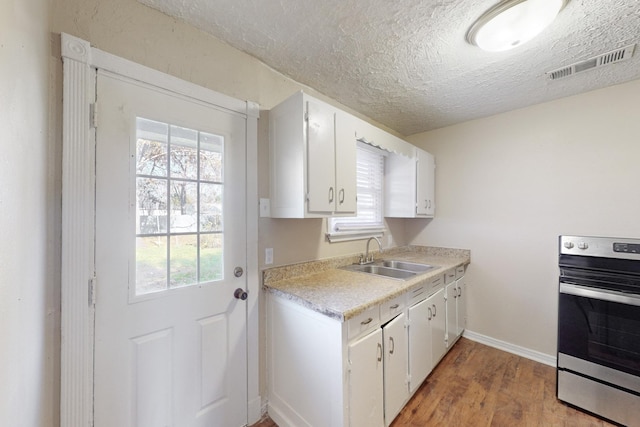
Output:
left=170, top=181, right=198, bottom=233
left=135, top=117, right=225, bottom=296
left=136, top=118, right=168, bottom=177
left=200, top=234, right=223, bottom=282
left=200, top=133, right=223, bottom=182
left=170, top=234, right=198, bottom=288
left=136, top=177, right=168, bottom=235
left=200, top=183, right=223, bottom=232
left=170, top=125, right=198, bottom=179
left=136, top=236, right=168, bottom=294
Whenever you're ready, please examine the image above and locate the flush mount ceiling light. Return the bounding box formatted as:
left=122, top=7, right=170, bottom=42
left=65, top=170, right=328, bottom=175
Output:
left=466, top=0, right=567, bottom=52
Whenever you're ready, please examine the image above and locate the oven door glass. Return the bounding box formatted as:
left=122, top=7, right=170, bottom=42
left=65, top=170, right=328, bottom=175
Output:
left=558, top=287, right=640, bottom=378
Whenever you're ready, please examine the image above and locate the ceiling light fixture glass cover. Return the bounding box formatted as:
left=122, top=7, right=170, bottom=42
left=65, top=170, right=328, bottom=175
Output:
left=467, top=0, right=567, bottom=52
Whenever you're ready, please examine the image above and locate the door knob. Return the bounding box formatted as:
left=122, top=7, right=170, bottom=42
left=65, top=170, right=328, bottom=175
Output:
left=234, top=288, right=248, bottom=300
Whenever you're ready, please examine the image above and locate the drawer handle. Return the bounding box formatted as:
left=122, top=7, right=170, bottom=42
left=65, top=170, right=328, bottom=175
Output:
left=361, top=317, right=373, bottom=325
left=390, top=304, right=400, bottom=309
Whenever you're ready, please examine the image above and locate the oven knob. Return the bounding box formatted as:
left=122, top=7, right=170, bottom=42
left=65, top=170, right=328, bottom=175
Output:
left=578, top=242, right=589, bottom=250
left=563, top=242, right=574, bottom=249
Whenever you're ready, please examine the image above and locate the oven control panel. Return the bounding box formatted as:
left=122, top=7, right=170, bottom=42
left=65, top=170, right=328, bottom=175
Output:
left=613, top=243, right=640, bottom=254
left=561, top=235, right=640, bottom=260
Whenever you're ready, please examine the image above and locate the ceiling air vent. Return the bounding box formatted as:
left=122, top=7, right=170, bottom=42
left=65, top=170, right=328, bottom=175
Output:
left=547, top=44, right=636, bottom=80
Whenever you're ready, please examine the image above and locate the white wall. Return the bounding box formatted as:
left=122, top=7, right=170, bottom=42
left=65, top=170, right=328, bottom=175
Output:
left=407, top=79, right=640, bottom=357
left=0, top=0, right=60, bottom=425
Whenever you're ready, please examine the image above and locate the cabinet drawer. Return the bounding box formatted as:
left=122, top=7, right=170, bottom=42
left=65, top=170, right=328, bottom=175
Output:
left=430, top=274, right=444, bottom=291
left=444, top=269, right=457, bottom=284
left=380, top=294, right=405, bottom=324
left=456, top=265, right=466, bottom=279
left=408, top=284, right=428, bottom=306
left=348, top=306, right=380, bottom=340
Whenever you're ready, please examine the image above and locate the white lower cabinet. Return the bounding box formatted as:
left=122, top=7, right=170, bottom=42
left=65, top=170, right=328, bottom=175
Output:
left=445, top=266, right=467, bottom=348
left=445, top=282, right=458, bottom=347
left=382, top=313, right=409, bottom=426
left=266, top=268, right=466, bottom=427
left=408, top=298, right=432, bottom=393
left=456, top=275, right=467, bottom=336
left=429, top=288, right=447, bottom=366
left=349, top=328, right=384, bottom=427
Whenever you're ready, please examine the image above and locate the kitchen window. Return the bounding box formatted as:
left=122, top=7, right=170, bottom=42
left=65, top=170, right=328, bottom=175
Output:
left=327, top=143, right=386, bottom=242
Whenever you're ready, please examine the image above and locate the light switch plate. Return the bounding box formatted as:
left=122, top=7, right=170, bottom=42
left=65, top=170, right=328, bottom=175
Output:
left=265, top=248, right=273, bottom=265
left=259, top=198, right=271, bottom=217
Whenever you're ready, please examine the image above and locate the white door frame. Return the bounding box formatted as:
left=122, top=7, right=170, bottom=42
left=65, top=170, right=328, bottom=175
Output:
left=60, top=33, right=260, bottom=427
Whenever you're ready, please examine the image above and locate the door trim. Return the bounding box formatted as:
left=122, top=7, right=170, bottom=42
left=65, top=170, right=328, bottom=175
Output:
left=60, top=33, right=260, bottom=426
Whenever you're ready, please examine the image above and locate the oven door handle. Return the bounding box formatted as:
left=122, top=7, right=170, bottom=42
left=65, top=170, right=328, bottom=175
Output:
left=560, top=282, right=640, bottom=307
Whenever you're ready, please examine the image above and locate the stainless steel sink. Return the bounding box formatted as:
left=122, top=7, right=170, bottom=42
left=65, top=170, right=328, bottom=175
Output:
left=377, top=260, right=438, bottom=273
left=340, top=264, right=417, bottom=280
left=340, top=260, right=438, bottom=280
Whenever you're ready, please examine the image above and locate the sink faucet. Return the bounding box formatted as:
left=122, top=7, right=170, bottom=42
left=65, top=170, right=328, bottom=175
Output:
left=360, top=236, right=383, bottom=264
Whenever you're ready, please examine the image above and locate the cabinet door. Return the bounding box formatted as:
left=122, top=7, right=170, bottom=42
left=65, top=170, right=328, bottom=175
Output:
left=428, top=288, right=447, bottom=365
left=334, top=111, right=357, bottom=214
left=383, top=313, right=408, bottom=426
left=408, top=299, right=432, bottom=393
left=415, top=149, right=435, bottom=216
left=445, top=282, right=458, bottom=348
left=349, top=328, right=384, bottom=427
left=456, top=277, right=466, bottom=337
left=306, top=99, right=336, bottom=213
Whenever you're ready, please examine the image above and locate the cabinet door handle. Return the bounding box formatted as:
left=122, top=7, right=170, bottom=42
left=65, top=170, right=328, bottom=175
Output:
left=427, top=307, right=432, bottom=320
left=328, top=187, right=334, bottom=203
left=338, top=188, right=345, bottom=204
left=432, top=304, right=437, bottom=317
left=457, top=287, right=462, bottom=297
left=360, top=317, right=373, bottom=325
left=390, top=304, right=399, bottom=310
left=425, top=200, right=428, bottom=209
left=377, top=343, right=382, bottom=362
left=389, top=337, right=395, bottom=355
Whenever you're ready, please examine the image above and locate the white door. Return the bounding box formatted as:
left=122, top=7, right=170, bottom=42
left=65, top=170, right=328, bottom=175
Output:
left=94, top=70, right=248, bottom=427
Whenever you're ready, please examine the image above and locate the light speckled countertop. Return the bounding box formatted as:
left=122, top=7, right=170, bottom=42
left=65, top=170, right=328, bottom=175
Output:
left=263, top=246, right=470, bottom=321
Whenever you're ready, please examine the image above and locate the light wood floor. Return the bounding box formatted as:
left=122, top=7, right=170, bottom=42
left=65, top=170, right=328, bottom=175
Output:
left=250, top=338, right=615, bottom=427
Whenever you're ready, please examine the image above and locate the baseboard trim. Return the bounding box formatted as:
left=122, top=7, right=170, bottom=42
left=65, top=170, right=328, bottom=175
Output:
left=463, top=330, right=557, bottom=367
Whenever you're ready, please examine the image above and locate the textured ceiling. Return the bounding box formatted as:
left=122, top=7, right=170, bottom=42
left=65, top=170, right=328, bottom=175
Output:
left=138, top=0, right=640, bottom=135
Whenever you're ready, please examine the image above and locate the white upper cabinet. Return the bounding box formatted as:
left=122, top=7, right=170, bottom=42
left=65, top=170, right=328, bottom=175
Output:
left=385, top=147, right=435, bottom=218
left=269, top=91, right=357, bottom=218
left=416, top=149, right=435, bottom=216
left=334, top=110, right=358, bottom=213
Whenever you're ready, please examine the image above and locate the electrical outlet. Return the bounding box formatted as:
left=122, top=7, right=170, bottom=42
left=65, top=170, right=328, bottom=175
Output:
left=265, top=248, right=273, bottom=265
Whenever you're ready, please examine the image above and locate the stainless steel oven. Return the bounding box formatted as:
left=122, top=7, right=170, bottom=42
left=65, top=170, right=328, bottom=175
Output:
left=558, top=235, right=640, bottom=427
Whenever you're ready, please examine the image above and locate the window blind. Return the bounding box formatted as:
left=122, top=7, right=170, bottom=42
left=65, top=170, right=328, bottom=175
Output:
left=329, top=144, right=385, bottom=235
